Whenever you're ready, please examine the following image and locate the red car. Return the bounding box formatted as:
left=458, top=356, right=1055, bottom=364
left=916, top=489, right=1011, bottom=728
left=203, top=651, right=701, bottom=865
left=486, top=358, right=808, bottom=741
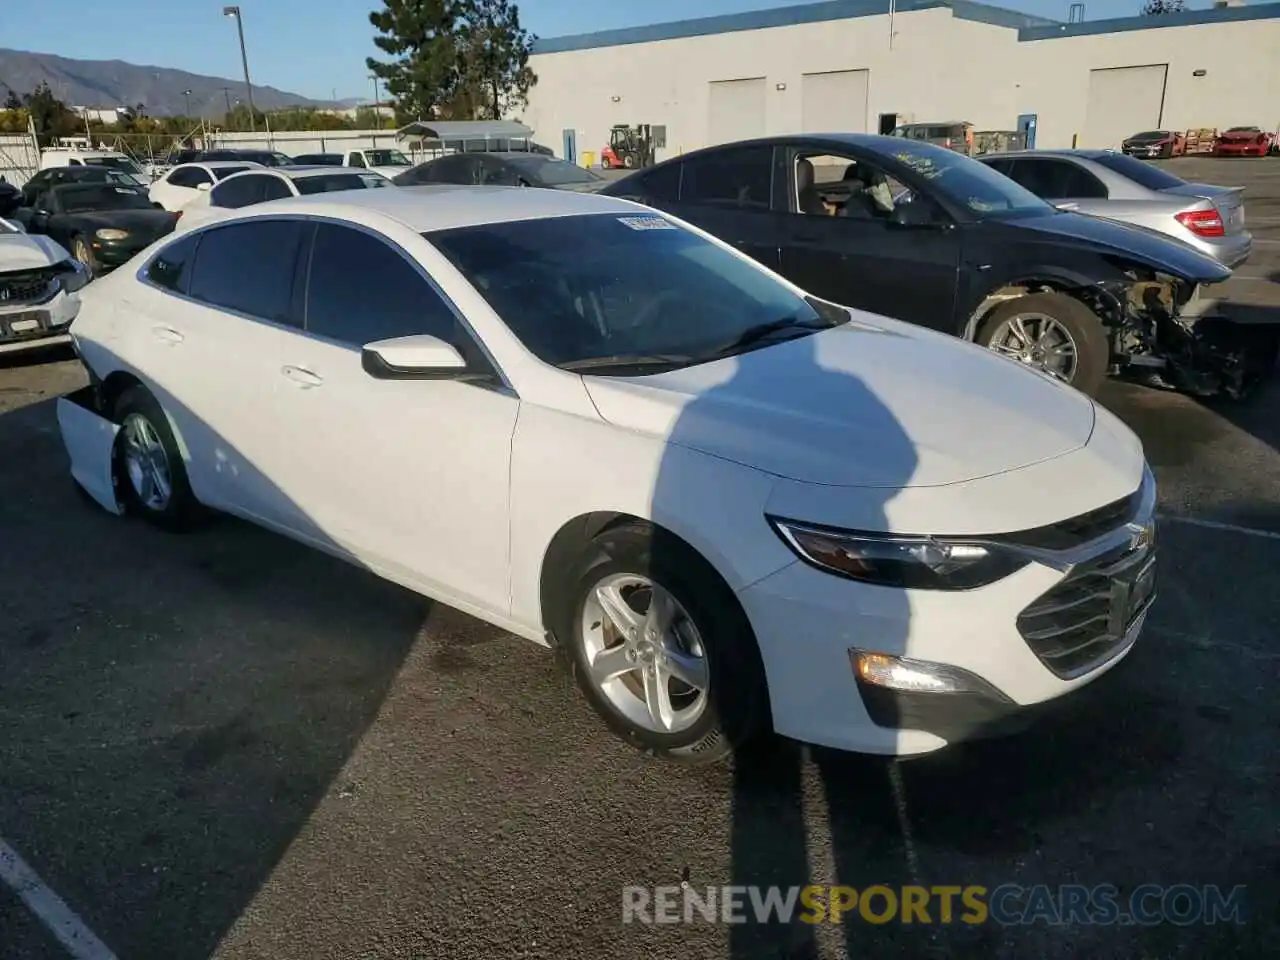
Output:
left=1213, top=126, right=1275, bottom=157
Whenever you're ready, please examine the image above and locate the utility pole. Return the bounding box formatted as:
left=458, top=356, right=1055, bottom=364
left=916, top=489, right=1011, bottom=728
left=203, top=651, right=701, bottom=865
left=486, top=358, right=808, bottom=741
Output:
left=222, top=87, right=232, bottom=117
left=183, top=89, right=193, bottom=117
left=223, top=6, right=257, bottom=133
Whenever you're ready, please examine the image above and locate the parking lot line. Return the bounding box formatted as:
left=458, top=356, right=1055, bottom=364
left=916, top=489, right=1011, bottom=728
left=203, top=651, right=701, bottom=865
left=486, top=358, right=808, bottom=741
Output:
left=0, top=839, right=117, bottom=960
left=1158, top=512, right=1280, bottom=541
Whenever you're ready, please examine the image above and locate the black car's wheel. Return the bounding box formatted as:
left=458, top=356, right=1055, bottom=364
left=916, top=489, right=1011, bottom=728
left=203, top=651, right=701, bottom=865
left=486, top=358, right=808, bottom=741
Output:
left=70, top=235, right=98, bottom=277
left=976, top=293, right=1110, bottom=396
left=553, top=521, right=769, bottom=764
left=112, top=385, right=201, bottom=531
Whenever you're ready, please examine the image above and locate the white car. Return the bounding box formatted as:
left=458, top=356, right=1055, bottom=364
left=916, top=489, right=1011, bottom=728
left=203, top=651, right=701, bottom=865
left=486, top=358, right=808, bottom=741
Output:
left=175, top=165, right=393, bottom=231
left=148, top=161, right=265, bottom=211
left=344, top=147, right=416, bottom=179
left=0, top=218, right=86, bottom=355
left=60, top=188, right=1156, bottom=763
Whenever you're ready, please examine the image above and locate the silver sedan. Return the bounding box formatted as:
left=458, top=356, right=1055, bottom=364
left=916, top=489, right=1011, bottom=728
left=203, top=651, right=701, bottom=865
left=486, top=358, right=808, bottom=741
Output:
left=978, top=149, right=1252, bottom=269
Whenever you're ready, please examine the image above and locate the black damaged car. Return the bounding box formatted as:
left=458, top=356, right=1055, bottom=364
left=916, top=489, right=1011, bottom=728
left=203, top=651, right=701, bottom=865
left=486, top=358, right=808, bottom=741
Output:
left=20, top=182, right=180, bottom=277
left=602, top=134, right=1276, bottom=399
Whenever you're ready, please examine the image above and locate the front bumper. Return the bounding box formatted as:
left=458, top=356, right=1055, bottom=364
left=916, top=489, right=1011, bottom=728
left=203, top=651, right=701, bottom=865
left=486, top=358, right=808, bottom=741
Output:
left=90, top=238, right=155, bottom=271
left=1122, top=144, right=1168, bottom=158
left=0, top=287, right=80, bottom=354
left=1213, top=144, right=1267, bottom=157
left=738, top=468, right=1156, bottom=757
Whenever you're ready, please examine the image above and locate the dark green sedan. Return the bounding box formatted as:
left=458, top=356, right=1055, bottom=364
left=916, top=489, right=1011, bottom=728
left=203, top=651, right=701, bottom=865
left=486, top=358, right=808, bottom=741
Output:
left=22, top=183, right=180, bottom=276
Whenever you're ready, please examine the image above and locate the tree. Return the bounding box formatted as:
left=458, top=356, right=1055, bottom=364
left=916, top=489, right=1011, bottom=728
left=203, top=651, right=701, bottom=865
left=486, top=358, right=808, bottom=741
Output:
left=454, top=0, right=536, bottom=120
left=367, top=0, right=464, bottom=124
left=3, top=89, right=22, bottom=111
left=22, top=83, right=78, bottom=138
left=1141, top=0, right=1184, bottom=14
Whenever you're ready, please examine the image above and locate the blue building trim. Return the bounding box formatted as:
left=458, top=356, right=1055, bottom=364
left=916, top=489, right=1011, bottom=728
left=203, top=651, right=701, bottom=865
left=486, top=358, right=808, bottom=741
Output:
left=1018, top=2, right=1280, bottom=41
left=531, top=0, right=1053, bottom=55
left=530, top=0, right=1280, bottom=56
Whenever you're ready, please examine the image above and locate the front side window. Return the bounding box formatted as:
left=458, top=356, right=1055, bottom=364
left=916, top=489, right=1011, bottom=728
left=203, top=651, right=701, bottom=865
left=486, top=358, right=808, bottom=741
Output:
left=681, top=146, right=773, bottom=211
left=428, top=212, right=834, bottom=372
left=348, top=153, right=367, bottom=168
left=188, top=220, right=305, bottom=326
left=169, top=167, right=212, bottom=188
left=146, top=233, right=199, bottom=294
left=305, top=223, right=459, bottom=347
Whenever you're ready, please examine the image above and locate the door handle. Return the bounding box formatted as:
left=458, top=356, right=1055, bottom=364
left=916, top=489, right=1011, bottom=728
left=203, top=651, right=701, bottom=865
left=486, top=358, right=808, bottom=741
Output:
left=151, top=325, right=184, bottom=344
left=281, top=365, right=323, bottom=388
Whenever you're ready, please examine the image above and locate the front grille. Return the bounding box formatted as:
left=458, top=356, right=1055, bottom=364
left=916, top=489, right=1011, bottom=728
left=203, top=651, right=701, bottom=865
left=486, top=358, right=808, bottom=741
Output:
left=1017, top=531, right=1156, bottom=680
left=991, top=488, right=1141, bottom=552
left=0, top=267, right=57, bottom=305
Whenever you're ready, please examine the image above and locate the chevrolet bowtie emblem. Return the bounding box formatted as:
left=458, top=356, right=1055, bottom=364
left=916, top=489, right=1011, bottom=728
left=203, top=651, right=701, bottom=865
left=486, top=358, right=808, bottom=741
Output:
left=1127, top=521, right=1154, bottom=551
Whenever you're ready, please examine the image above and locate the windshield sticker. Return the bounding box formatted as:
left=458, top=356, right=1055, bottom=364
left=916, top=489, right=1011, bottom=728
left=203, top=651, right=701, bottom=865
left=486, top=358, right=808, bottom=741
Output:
left=617, top=215, right=676, bottom=231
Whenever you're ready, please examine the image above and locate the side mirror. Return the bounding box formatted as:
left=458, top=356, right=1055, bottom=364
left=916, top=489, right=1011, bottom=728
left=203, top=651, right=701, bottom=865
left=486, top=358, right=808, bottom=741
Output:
left=362, top=334, right=474, bottom=380
left=195, top=182, right=212, bottom=192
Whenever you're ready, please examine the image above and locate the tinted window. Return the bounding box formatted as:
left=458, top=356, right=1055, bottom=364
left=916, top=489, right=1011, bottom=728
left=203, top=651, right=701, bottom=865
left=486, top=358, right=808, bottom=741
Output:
left=294, top=173, right=389, bottom=194
left=260, top=177, right=293, bottom=201
left=479, top=159, right=515, bottom=186
left=506, top=156, right=599, bottom=186
left=632, top=163, right=681, bottom=203
left=210, top=175, right=266, bottom=209
left=1007, top=159, right=1107, bottom=200
left=168, top=167, right=211, bottom=188
left=428, top=212, right=829, bottom=371
left=147, top=233, right=199, bottom=294
left=681, top=147, right=773, bottom=210
left=1089, top=153, right=1185, bottom=191
left=188, top=220, right=305, bottom=325
left=422, top=155, right=477, bottom=184
left=306, top=224, right=459, bottom=346
left=211, top=165, right=252, bottom=180
left=981, top=157, right=1015, bottom=176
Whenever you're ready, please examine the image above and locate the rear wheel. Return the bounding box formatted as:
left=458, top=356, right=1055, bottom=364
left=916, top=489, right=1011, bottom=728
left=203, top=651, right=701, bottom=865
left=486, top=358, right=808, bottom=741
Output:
left=976, top=292, right=1110, bottom=396
left=623, top=155, right=635, bottom=169
left=112, top=385, right=200, bottom=531
left=555, top=521, right=769, bottom=764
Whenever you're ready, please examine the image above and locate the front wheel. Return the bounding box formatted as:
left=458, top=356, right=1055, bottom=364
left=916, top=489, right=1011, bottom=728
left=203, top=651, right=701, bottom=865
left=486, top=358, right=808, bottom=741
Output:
left=555, top=521, right=769, bottom=764
left=976, top=292, right=1110, bottom=396
left=71, top=235, right=98, bottom=277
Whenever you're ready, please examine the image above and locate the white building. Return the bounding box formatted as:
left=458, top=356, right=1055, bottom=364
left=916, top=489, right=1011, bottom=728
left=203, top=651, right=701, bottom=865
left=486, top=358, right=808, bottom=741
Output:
left=522, top=0, right=1280, bottom=162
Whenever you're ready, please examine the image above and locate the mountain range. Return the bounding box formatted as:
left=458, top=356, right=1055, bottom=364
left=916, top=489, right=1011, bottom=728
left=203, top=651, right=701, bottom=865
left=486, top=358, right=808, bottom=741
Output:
left=0, top=48, right=337, bottom=116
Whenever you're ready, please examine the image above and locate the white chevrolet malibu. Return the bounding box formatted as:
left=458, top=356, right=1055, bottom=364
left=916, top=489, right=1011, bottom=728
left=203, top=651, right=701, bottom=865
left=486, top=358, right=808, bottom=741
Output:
left=61, top=186, right=1156, bottom=764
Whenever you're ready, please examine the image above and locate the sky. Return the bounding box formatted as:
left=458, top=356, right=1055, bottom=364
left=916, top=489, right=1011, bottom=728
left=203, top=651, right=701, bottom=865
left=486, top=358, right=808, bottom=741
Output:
left=19, top=0, right=1219, bottom=101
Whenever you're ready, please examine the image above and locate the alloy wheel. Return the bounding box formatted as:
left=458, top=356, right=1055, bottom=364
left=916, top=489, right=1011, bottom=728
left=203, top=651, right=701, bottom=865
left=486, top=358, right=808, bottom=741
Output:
left=986, top=311, right=1079, bottom=382
left=121, top=413, right=173, bottom=512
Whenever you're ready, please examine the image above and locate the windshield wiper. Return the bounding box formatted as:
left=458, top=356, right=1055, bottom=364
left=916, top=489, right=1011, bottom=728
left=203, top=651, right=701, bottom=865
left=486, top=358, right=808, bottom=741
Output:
left=561, top=353, right=693, bottom=373
left=706, top=316, right=834, bottom=358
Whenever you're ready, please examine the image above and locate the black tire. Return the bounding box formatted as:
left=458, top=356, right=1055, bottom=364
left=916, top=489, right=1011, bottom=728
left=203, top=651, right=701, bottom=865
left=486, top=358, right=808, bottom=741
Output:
left=112, top=385, right=200, bottom=531
left=623, top=155, right=635, bottom=169
left=553, top=521, right=769, bottom=764
left=976, top=292, right=1110, bottom=397
left=1161, top=144, right=1174, bottom=159
left=70, top=234, right=98, bottom=278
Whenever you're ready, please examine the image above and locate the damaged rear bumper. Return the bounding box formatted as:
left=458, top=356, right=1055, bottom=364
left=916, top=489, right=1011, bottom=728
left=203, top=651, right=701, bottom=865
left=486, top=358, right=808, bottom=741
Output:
left=57, top=385, right=124, bottom=515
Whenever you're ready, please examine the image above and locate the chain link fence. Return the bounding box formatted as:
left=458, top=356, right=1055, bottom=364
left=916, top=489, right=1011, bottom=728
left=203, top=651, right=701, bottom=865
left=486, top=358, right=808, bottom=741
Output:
left=0, top=132, right=40, bottom=188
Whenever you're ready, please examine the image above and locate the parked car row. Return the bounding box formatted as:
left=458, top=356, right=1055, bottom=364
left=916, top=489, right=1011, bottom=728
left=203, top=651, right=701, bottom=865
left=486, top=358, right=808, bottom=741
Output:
left=1121, top=126, right=1278, bottom=159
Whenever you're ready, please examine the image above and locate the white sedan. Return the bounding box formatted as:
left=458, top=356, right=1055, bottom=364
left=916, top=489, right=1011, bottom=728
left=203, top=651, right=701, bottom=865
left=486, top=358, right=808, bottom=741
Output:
left=147, top=160, right=265, bottom=211
left=0, top=218, right=86, bottom=355
left=175, top=165, right=393, bottom=231
left=61, top=187, right=1156, bottom=763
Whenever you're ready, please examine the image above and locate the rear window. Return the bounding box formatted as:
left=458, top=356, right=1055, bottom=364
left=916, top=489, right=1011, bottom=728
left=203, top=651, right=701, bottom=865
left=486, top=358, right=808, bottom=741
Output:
left=294, top=173, right=390, bottom=194
left=212, top=165, right=252, bottom=180
left=1090, top=153, right=1185, bottom=191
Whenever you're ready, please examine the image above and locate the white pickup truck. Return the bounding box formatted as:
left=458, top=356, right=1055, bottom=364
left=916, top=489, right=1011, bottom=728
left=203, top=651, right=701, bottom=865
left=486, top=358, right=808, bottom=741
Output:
left=342, top=148, right=416, bottom=179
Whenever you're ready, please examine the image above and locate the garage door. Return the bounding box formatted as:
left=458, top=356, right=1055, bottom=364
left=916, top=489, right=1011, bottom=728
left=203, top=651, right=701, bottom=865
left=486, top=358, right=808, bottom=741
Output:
left=1082, top=64, right=1168, bottom=149
left=801, top=69, right=869, bottom=134
left=708, top=78, right=767, bottom=146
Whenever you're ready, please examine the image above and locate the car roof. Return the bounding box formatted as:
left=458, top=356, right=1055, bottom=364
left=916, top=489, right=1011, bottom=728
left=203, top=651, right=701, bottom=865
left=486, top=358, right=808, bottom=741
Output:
left=214, top=184, right=641, bottom=232
left=185, top=160, right=264, bottom=169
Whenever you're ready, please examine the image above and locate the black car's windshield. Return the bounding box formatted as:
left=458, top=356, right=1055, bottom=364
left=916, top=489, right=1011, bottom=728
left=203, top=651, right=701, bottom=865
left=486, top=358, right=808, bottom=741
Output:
left=1091, top=153, right=1185, bottom=190
left=57, top=184, right=154, bottom=213
left=83, top=156, right=144, bottom=174
left=295, top=172, right=390, bottom=194
left=366, top=149, right=412, bottom=166
left=428, top=212, right=840, bottom=372
left=508, top=156, right=601, bottom=186
left=1130, top=131, right=1168, bottom=140
left=883, top=140, right=1051, bottom=219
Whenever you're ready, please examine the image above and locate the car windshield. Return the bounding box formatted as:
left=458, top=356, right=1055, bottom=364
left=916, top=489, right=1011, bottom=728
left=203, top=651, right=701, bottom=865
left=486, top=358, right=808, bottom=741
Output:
left=366, top=149, right=412, bottom=166
left=212, top=165, right=253, bottom=180
left=427, top=212, right=842, bottom=373
left=294, top=172, right=390, bottom=194
left=57, top=184, right=154, bottom=213
left=1091, top=153, right=1186, bottom=190
left=1225, top=127, right=1259, bottom=133
left=508, top=156, right=600, bottom=185
left=83, top=156, right=144, bottom=174
left=1130, top=131, right=1168, bottom=140
left=881, top=140, right=1051, bottom=219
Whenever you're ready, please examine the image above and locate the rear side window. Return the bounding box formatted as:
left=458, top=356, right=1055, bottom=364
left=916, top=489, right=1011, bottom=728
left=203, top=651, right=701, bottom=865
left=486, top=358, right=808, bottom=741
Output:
left=1090, top=153, right=1185, bottom=191
left=146, top=234, right=199, bottom=294
left=1006, top=159, right=1107, bottom=200
left=188, top=220, right=305, bottom=326
left=305, top=223, right=459, bottom=347
left=261, top=177, right=293, bottom=201
left=634, top=163, right=681, bottom=203
left=168, top=167, right=211, bottom=188
left=210, top=175, right=266, bottom=209
left=212, top=165, right=251, bottom=181
left=681, top=146, right=773, bottom=210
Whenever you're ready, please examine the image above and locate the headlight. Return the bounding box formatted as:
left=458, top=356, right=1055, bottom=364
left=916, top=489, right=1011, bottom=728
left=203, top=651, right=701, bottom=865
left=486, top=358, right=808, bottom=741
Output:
left=768, top=518, right=1029, bottom=590
left=55, top=258, right=91, bottom=293
left=95, top=228, right=129, bottom=241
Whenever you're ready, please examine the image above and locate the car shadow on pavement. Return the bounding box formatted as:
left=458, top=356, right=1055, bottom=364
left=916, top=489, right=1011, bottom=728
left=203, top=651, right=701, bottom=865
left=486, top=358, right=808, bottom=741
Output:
left=0, top=375, right=429, bottom=960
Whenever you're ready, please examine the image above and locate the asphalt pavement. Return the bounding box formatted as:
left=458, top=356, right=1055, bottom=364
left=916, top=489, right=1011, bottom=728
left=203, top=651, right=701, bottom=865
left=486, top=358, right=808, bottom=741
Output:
left=1, top=158, right=1278, bottom=960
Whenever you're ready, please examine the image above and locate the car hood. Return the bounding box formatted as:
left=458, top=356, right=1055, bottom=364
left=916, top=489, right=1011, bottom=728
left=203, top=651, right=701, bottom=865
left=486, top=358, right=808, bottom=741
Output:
left=1007, top=210, right=1230, bottom=284
left=1218, top=131, right=1263, bottom=141
left=0, top=232, right=69, bottom=270
left=68, top=209, right=177, bottom=237
left=581, top=317, right=1098, bottom=488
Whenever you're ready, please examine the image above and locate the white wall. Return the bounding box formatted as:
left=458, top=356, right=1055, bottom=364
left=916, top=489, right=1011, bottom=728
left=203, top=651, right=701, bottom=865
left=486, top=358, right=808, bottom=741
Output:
left=1016, top=19, right=1280, bottom=148
left=523, top=8, right=1021, bottom=161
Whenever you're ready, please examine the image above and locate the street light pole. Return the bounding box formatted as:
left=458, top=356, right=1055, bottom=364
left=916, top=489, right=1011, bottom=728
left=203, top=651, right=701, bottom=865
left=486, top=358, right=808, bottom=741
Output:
left=222, top=6, right=257, bottom=133
left=370, top=74, right=382, bottom=128
left=183, top=89, right=193, bottom=117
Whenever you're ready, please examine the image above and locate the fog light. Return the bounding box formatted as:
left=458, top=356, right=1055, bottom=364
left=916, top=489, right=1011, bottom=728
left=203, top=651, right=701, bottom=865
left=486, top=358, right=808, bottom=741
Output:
left=850, top=650, right=1011, bottom=699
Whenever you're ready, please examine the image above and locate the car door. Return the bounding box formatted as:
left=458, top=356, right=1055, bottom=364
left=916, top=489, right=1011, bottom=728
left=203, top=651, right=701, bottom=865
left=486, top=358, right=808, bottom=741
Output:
left=775, top=147, right=961, bottom=328
left=130, top=218, right=312, bottom=528
left=274, top=220, right=517, bottom=614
